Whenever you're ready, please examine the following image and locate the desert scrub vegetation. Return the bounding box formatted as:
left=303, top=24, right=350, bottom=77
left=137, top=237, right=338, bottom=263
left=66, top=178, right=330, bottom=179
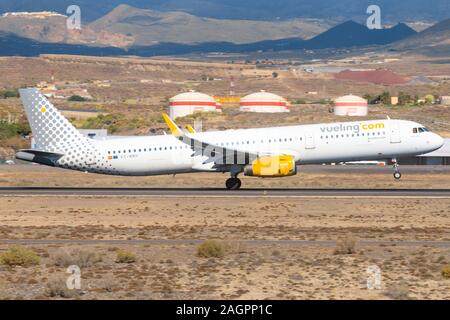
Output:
left=0, top=246, right=40, bottom=267
left=81, top=113, right=156, bottom=133
left=197, top=240, right=226, bottom=258
left=0, top=89, right=19, bottom=99
left=53, top=248, right=102, bottom=268
left=115, top=249, right=137, bottom=263
left=384, top=282, right=410, bottom=300
left=441, top=265, right=450, bottom=279
left=333, top=236, right=357, bottom=255
left=0, top=121, right=31, bottom=140
left=46, top=276, right=79, bottom=298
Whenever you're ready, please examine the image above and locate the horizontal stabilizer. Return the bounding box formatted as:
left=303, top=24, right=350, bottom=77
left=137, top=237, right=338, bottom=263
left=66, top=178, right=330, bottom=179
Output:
left=16, top=149, right=63, bottom=166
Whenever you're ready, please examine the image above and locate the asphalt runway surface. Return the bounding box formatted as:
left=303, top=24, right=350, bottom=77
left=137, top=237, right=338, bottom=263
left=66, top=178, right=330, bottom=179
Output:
left=0, top=187, right=450, bottom=198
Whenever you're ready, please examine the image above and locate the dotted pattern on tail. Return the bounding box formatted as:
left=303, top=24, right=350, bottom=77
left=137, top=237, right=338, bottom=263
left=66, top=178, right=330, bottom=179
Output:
left=20, top=88, right=98, bottom=172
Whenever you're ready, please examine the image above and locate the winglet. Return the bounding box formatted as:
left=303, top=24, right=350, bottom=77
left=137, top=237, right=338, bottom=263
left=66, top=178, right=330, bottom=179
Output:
left=162, top=113, right=183, bottom=137
left=185, top=124, right=196, bottom=134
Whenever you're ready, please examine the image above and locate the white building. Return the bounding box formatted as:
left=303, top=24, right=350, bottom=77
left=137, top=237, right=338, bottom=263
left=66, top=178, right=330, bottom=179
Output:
left=334, top=94, right=368, bottom=116
left=240, top=90, right=289, bottom=113
left=169, top=91, right=220, bottom=119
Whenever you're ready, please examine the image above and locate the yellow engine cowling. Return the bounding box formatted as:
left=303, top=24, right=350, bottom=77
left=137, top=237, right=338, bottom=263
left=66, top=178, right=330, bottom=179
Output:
left=244, top=155, right=297, bottom=177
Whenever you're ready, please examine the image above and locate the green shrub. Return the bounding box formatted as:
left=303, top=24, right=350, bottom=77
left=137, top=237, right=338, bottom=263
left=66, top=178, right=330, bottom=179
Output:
left=292, top=98, right=306, bottom=104
left=68, top=95, right=89, bottom=102
left=0, top=246, right=40, bottom=267
left=197, top=240, right=225, bottom=258
left=0, top=89, right=19, bottom=99
left=441, top=265, right=450, bottom=279
left=0, top=122, right=31, bottom=139
left=115, top=250, right=136, bottom=263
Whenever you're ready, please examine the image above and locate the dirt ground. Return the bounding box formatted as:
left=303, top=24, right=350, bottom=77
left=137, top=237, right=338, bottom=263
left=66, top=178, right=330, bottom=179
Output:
left=0, top=165, right=449, bottom=300
left=0, top=243, right=449, bottom=300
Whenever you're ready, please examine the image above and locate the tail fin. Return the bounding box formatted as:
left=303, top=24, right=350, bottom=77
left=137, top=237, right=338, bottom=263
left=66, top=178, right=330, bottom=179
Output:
left=19, top=88, right=96, bottom=167
left=19, top=88, right=88, bottom=153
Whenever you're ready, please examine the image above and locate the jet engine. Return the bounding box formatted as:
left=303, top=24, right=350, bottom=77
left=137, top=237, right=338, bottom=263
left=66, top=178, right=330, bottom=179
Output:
left=244, top=155, right=297, bottom=177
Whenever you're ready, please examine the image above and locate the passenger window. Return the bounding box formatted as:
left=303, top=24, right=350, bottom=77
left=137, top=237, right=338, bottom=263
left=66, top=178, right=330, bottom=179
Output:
left=413, top=128, right=418, bottom=133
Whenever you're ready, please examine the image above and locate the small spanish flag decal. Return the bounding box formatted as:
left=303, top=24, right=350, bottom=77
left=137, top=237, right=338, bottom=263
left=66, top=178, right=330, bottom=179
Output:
left=108, top=156, right=113, bottom=160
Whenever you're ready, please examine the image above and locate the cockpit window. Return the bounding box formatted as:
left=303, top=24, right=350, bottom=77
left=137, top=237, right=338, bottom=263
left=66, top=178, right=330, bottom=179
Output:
left=415, top=127, right=431, bottom=133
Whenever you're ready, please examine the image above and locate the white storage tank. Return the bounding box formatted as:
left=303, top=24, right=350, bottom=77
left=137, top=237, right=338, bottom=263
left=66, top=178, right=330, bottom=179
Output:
left=240, top=90, right=289, bottom=113
left=334, top=94, right=368, bottom=116
left=169, top=90, right=220, bottom=119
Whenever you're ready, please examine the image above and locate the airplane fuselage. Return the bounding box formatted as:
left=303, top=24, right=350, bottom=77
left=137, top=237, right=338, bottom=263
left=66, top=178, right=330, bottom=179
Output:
left=72, top=119, right=443, bottom=176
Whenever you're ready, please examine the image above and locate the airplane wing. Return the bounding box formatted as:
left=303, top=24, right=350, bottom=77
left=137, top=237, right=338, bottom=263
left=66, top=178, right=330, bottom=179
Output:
left=162, top=113, right=261, bottom=167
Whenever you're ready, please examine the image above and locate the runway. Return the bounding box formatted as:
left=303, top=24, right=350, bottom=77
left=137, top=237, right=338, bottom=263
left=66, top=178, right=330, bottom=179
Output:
left=1, top=187, right=450, bottom=198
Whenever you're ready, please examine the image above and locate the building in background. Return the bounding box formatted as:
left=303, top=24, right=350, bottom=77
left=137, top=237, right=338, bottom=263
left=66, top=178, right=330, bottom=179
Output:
left=440, top=96, right=450, bottom=105
left=334, top=94, right=368, bottom=116
left=169, top=90, right=220, bottom=119
left=78, top=129, right=108, bottom=140
left=240, top=90, right=289, bottom=113
left=391, top=96, right=399, bottom=105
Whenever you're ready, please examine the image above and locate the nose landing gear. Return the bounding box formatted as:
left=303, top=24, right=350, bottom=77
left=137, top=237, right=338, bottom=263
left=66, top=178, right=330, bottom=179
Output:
left=392, top=158, right=402, bottom=180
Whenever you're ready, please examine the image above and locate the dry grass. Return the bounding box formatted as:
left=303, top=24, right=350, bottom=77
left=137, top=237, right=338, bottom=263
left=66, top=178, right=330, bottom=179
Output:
left=441, top=265, right=450, bottom=279
left=384, top=282, right=410, bottom=300
left=115, top=250, right=137, bottom=263
left=334, top=236, right=357, bottom=255
left=197, top=240, right=226, bottom=258
left=0, top=246, right=40, bottom=267
left=53, top=248, right=102, bottom=267
left=46, top=276, right=79, bottom=298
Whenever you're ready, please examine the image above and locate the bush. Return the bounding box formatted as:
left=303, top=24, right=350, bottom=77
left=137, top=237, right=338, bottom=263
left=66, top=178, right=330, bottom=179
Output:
left=334, top=236, right=357, bottom=255
left=292, top=98, right=306, bottom=104
left=115, top=250, right=136, bottom=263
left=53, top=248, right=102, bottom=268
left=441, top=265, right=450, bottom=279
left=46, top=276, right=78, bottom=298
left=0, top=122, right=31, bottom=140
left=68, top=95, right=89, bottom=102
left=0, top=246, right=40, bottom=267
left=197, top=240, right=225, bottom=258
left=0, top=89, right=19, bottom=99
left=384, top=282, right=409, bottom=300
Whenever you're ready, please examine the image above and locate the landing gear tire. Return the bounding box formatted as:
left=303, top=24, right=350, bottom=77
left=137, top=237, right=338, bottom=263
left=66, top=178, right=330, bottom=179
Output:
left=226, top=178, right=242, bottom=190
left=393, top=172, right=402, bottom=180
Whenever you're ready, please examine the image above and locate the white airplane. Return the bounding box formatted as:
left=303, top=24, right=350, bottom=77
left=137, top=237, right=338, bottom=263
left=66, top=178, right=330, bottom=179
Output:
left=16, top=88, right=444, bottom=190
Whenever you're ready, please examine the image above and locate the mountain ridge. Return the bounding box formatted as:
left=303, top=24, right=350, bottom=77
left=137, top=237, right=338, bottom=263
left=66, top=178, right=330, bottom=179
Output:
left=0, top=0, right=448, bottom=23
left=0, top=19, right=421, bottom=57
left=88, top=4, right=331, bottom=45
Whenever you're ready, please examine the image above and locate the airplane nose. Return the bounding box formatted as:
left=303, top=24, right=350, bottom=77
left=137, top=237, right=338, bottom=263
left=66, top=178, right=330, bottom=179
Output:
left=431, top=133, right=444, bottom=150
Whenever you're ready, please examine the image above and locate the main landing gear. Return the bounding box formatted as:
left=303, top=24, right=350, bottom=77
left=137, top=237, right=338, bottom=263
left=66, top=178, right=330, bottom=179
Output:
left=225, top=166, right=242, bottom=190
left=225, top=177, right=242, bottom=190
left=392, top=158, right=402, bottom=180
